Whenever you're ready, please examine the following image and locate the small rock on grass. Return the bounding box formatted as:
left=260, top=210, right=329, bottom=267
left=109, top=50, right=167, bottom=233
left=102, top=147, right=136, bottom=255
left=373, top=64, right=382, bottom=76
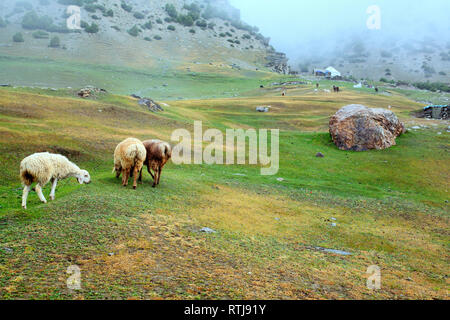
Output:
left=276, top=178, right=284, bottom=182
left=316, top=152, right=325, bottom=158
left=200, top=227, right=217, bottom=234
left=2, top=247, right=13, bottom=253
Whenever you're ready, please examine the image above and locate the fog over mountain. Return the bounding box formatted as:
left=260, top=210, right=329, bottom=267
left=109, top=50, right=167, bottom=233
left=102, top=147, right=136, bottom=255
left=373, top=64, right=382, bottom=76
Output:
left=230, top=0, right=450, bottom=81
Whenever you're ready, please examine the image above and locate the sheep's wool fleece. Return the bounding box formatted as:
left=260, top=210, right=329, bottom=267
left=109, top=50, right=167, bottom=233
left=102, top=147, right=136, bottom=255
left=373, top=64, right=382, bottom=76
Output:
left=114, top=138, right=146, bottom=168
left=20, top=152, right=81, bottom=185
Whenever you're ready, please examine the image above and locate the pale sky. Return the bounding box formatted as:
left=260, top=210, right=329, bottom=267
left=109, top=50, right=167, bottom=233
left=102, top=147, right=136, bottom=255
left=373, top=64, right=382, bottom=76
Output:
left=229, top=0, right=450, bottom=59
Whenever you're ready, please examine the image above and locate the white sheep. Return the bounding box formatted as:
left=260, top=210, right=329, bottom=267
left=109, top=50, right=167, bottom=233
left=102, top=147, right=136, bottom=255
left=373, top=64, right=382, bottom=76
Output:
left=113, top=138, right=146, bottom=189
left=20, top=152, right=91, bottom=209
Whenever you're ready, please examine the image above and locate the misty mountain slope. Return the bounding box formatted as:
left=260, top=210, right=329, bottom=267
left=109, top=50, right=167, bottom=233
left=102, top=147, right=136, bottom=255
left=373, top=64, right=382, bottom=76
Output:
left=293, top=32, right=450, bottom=83
left=0, top=0, right=288, bottom=91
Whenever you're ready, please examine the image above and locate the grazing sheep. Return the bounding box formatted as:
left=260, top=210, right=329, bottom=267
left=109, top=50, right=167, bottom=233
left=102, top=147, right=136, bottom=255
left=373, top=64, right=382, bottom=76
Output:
left=113, top=138, right=146, bottom=189
left=20, top=152, right=91, bottom=209
left=138, top=139, right=172, bottom=188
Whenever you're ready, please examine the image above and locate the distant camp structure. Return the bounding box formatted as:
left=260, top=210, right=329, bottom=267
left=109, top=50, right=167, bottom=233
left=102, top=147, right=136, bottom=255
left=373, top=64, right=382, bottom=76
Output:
left=422, top=105, right=448, bottom=119
left=313, top=66, right=342, bottom=80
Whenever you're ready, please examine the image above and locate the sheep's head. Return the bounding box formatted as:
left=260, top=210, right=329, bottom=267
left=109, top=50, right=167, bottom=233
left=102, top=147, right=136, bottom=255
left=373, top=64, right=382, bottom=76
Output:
left=77, top=170, right=91, bottom=184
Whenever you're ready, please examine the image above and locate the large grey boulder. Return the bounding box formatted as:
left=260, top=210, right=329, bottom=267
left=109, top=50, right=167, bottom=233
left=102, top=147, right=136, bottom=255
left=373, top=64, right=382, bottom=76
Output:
left=329, top=104, right=405, bottom=151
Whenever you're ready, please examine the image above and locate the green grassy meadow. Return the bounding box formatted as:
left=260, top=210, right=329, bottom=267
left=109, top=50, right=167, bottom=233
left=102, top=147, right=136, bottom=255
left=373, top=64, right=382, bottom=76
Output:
left=0, top=77, right=448, bottom=299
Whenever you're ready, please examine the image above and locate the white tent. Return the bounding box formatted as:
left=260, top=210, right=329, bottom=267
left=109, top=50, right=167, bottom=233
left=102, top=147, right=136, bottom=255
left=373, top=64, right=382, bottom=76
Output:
left=325, top=66, right=341, bottom=78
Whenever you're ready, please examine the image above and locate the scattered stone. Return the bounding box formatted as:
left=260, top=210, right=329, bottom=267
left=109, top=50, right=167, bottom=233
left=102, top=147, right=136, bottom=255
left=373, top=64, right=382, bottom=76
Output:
left=330, top=223, right=337, bottom=227
left=77, top=86, right=107, bottom=98
left=232, top=173, right=246, bottom=176
left=138, top=98, right=164, bottom=112
left=316, top=152, right=324, bottom=158
left=200, top=227, right=217, bottom=234
left=1, top=247, right=13, bottom=254
left=256, top=106, right=270, bottom=113
left=314, top=247, right=352, bottom=256
left=331, top=217, right=337, bottom=221
left=276, top=178, right=284, bottom=182
left=275, top=218, right=280, bottom=221
left=130, top=94, right=141, bottom=99
left=108, top=252, right=114, bottom=256
left=329, top=104, right=405, bottom=151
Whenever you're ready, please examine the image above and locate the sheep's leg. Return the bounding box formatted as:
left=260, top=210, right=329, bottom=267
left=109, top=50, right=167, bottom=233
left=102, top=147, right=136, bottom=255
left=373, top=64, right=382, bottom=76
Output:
left=132, top=166, right=140, bottom=190
left=152, top=168, right=159, bottom=188
left=123, top=168, right=130, bottom=187
left=22, top=185, right=31, bottom=209
left=138, top=169, right=143, bottom=183
left=157, top=167, right=162, bottom=185
left=121, top=168, right=127, bottom=186
left=35, top=184, right=47, bottom=204
left=147, top=164, right=155, bottom=180
left=50, top=178, right=58, bottom=201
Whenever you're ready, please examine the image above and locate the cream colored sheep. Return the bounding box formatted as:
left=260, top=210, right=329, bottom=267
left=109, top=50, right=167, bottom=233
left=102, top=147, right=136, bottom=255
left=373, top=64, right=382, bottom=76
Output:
left=113, top=138, right=146, bottom=189
left=20, top=152, right=91, bottom=209
left=138, top=139, right=172, bottom=188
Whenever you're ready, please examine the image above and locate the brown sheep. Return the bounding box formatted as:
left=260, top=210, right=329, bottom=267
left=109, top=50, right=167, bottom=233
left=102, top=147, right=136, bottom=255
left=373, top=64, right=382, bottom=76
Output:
left=138, top=139, right=172, bottom=188
left=113, top=138, right=146, bottom=189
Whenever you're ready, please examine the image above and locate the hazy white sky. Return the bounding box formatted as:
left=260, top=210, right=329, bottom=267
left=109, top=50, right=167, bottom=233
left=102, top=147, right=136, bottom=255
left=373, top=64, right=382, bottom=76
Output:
left=229, top=0, right=450, bottom=58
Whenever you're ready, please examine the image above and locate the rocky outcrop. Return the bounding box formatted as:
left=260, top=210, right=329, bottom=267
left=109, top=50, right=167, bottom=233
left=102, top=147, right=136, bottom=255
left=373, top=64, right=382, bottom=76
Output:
left=77, top=86, right=107, bottom=98
left=266, top=52, right=290, bottom=74
left=329, top=104, right=405, bottom=151
left=138, top=98, right=164, bottom=112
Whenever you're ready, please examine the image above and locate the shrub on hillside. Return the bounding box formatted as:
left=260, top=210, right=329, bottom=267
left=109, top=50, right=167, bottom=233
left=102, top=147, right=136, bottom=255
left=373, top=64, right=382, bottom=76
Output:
left=121, top=2, right=132, bottom=13
left=153, top=35, right=162, bottom=40
left=13, top=32, right=24, bottom=42
left=195, top=20, right=207, bottom=28
left=413, top=82, right=450, bottom=92
left=189, top=29, right=196, bottom=34
left=22, top=11, right=53, bottom=30
left=143, top=21, right=152, bottom=30
left=127, top=25, right=140, bottom=37
left=84, top=22, right=99, bottom=33
left=103, top=9, right=114, bottom=17
left=165, top=4, right=178, bottom=19
left=167, top=25, right=176, bottom=31
left=134, top=12, right=145, bottom=19
left=49, top=36, right=60, bottom=48
left=177, top=14, right=194, bottom=27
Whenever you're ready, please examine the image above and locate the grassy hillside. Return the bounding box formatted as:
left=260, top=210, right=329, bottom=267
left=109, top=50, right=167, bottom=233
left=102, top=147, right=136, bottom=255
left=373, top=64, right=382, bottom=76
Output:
left=0, top=82, right=448, bottom=299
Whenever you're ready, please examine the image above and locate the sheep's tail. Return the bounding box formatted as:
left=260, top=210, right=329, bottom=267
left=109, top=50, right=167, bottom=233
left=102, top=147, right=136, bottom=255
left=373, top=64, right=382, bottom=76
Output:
left=20, top=169, right=34, bottom=186
left=164, top=144, right=172, bottom=159
left=126, top=143, right=146, bottom=167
